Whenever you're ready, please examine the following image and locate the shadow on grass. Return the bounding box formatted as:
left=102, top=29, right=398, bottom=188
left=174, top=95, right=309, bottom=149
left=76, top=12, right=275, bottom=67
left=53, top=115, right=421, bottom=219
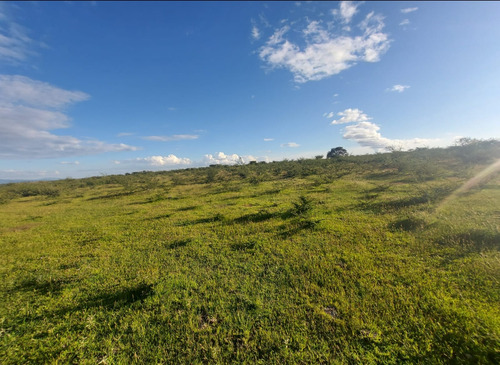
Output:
left=233, top=210, right=280, bottom=224
left=166, top=238, right=191, bottom=249
left=51, top=283, right=155, bottom=318
left=128, top=195, right=166, bottom=205
left=11, top=277, right=73, bottom=295
left=389, top=217, right=427, bottom=231
left=359, top=186, right=454, bottom=213
left=144, top=213, right=171, bottom=221
left=277, top=219, right=320, bottom=238
left=176, top=213, right=226, bottom=226
left=250, top=188, right=281, bottom=197
left=176, top=205, right=198, bottom=212
left=14, top=283, right=155, bottom=325
left=438, top=229, right=500, bottom=253
left=86, top=191, right=135, bottom=201
left=230, top=240, right=259, bottom=251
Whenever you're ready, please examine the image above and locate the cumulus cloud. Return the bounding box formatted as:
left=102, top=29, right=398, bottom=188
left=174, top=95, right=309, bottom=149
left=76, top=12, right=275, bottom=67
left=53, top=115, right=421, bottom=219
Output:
left=113, top=155, right=191, bottom=169
left=0, top=75, right=138, bottom=159
left=203, top=152, right=267, bottom=165
left=142, top=134, right=199, bottom=142
left=204, top=152, right=245, bottom=165
left=136, top=155, right=191, bottom=166
left=258, top=2, right=390, bottom=83
left=331, top=108, right=440, bottom=151
left=280, top=142, right=300, bottom=148
left=401, top=7, right=418, bottom=14
left=389, top=84, right=410, bottom=93
left=330, top=108, right=371, bottom=125
left=339, top=1, right=359, bottom=24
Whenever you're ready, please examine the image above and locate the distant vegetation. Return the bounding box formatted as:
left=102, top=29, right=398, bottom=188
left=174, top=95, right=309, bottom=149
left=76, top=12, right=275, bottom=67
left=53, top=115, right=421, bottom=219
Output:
left=0, top=139, right=499, bottom=363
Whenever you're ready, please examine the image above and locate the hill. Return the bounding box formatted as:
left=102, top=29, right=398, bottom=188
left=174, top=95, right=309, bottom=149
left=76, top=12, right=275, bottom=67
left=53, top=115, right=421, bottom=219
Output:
left=1, top=140, right=499, bottom=364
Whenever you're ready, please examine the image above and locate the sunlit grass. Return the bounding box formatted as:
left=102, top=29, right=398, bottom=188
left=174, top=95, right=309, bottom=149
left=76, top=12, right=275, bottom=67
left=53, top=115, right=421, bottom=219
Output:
left=1, top=141, right=499, bottom=363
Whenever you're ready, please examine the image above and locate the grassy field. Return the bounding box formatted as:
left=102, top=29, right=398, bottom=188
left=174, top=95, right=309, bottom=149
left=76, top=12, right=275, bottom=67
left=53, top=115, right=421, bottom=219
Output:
left=1, top=141, right=499, bottom=364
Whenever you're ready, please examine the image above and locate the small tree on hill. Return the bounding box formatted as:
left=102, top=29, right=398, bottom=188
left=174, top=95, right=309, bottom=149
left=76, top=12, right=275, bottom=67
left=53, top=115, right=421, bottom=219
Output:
left=327, top=147, right=348, bottom=158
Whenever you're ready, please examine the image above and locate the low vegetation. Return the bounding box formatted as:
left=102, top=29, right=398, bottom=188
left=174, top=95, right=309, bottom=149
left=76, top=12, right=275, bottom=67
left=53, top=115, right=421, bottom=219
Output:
left=1, top=140, right=499, bottom=363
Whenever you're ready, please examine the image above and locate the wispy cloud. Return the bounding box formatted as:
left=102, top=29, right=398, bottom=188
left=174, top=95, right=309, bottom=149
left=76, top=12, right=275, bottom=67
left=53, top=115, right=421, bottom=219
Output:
left=263, top=138, right=274, bottom=141
left=258, top=2, right=390, bottom=83
left=388, top=84, right=410, bottom=93
left=60, top=161, right=80, bottom=165
left=401, top=7, right=418, bottom=14
left=251, top=25, right=261, bottom=40
left=0, top=5, right=35, bottom=64
left=0, top=75, right=138, bottom=159
left=0, top=169, right=61, bottom=180
left=142, top=134, right=199, bottom=142
left=330, top=108, right=371, bottom=125
left=281, top=142, right=300, bottom=148
left=117, top=132, right=134, bottom=137
left=331, top=108, right=439, bottom=151
left=0, top=75, right=89, bottom=107
left=399, top=19, right=410, bottom=26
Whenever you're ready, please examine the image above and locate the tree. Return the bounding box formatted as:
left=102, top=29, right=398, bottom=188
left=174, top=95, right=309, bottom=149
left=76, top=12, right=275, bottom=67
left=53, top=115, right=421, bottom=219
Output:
left=326, top=147, right=348, bottom=158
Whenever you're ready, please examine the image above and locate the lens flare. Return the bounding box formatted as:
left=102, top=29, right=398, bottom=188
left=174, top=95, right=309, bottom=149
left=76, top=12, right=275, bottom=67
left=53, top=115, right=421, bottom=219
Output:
left=436, top=159, right=500, bottom=212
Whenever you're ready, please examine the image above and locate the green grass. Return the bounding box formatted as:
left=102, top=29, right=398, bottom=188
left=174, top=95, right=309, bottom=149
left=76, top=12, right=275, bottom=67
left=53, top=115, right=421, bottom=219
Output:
left=1, top=142, right=499, bottom=364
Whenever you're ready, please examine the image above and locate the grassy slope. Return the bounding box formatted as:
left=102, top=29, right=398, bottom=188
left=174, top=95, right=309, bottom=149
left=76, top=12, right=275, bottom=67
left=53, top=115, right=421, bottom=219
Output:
left=1, top=142, right=499, bottom=364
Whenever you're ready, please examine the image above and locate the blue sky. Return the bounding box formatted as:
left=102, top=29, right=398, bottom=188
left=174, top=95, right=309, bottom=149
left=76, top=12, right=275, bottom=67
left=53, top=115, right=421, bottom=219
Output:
left=1, top=1, right=499, bottom=180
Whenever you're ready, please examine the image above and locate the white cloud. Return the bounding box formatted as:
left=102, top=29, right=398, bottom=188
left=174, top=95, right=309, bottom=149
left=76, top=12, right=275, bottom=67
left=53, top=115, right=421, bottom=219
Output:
left=142, top=134, right=199, bottom=142
left=401, top=7, right=418, bottom=14
left=281, top=142, right=300, bottom=148
left=0, top=6, right=34, bottom=64
left=339, top=1, right=359, bottom=24
left=389, top=84, right=410, bottom=93
left=264, top=138, right=274, bottom=141
left=138, top=155, right=191, bottom=166
left=251, top=25, right=261, bottom=40
left=331, top=108, right=371, bottom=125
left=204, top=152, right=244, bottom=165
left=399, top=19, right=410, bottom=26
left=203, top=152, right=268, bottom=165
left=60, top=161, right=80, bottom=165
left=331, top=108, right=440, bottom=151
left=259, top=4, right=390, bottom=83
left=0, top=169, right=61, bottom=180
left=0, top=75, right=90, bottom=107
left=343, top=121, right=438, bottom=150
left=323, top=112, right=335, bottom=118
left=114, top=155, right=191, bottom=167
left=0, top=74, right=138, bottom=159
